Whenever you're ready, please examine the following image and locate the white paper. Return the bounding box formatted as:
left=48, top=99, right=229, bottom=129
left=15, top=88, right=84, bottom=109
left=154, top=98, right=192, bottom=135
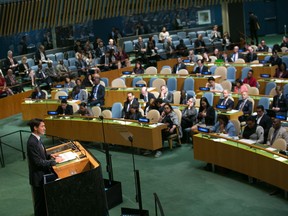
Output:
left=239, top=139, right=256, bottom=144
left=274, top=157, right=288, bottom=162
left=266, top=147, right=277, bottom=151
left=59, top=152, right=78, bottom=163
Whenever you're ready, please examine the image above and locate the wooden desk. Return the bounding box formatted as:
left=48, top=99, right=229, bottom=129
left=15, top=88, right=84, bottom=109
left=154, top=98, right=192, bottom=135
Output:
left=99, top=66, right=133, bottom=86
left=45, top=117, right=167, bottom=150
left=258, top=78, right=288, bottom=95
left=193, top=134, right=288, bottom=191
left=157, top=58, right=277, bottom=80
left=196, top=92, right=273, bottom=112
left=51, top=87, right=155, bottom=108
left=0, top=90, right=32, bottom=119
left=21, top=99, right=80, bottom=120
left=122, top=74, right=221, bottom=91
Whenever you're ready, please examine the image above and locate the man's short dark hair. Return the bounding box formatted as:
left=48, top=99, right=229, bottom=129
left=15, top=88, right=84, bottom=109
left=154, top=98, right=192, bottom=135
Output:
left=80, top=102, right=87, bottom=107
left=246, top=116, right=256, bottom=123
left=208, top=77, right=215, bottom=82
left=256, top=105, right=264, bottom=111
left=27, top=118, right=43, bottom=132
left=61, top=99, right=68, bottom=104
left=248, top=69, right=254, bottom=74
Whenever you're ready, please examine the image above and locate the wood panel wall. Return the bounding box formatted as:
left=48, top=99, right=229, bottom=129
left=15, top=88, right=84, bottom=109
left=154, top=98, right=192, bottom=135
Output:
left=0, top=0, right=251, bottom=36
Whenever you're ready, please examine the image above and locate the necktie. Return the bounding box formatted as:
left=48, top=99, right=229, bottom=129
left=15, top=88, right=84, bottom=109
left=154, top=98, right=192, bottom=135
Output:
left=271, top=129, right=279, bottom=145
left=222, top=99, right=227, bottom=106
left=94, top=85, right=99, bottom=99
left=39, top=139, right=45, bottom=153
left=239, top=100, right=246, bottom=111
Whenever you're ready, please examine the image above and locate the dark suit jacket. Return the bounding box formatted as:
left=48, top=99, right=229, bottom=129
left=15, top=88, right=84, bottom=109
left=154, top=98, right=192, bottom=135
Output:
left=140, top=92, right=155, bottom=102
left=245, top=53, right=258, bottom=62
left=56, top=104, right=73, bottom=115
left=172, top=63, right=187, bottom=74
left=272, top=94, right=287, bottom=113
left=230, top=52, right=244, bottom=62
left=123, top=98, right=139, bottom=118
left=89, top=84, right=105, bottom=106
left=194, top=65, right=209, bottom=74
left=256, top=114, right=272, bottom=143
left=158, top=91, right=173, bottom=103
left=3, top=57, right=18, bottom=72
left=235, top=99, right=252, bottom=115
left=268, top=56, right=282, bottom=66
left=18, top=63, right=29, bottom=73
left=217, top=98, right=234, bottom=110
left=35, top=49, right=47, bottom=64
left=31, top=91, right=46, bottom=99
left=27, top=134, right=56, bottom=187
left=197, top=106, right=215, bottom=126
left=221, top=56, right=233, bottom=63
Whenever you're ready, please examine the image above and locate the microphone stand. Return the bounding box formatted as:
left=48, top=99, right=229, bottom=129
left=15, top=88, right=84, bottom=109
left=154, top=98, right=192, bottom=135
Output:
left=121, top=135, right=148, bottom=216
left=99, top=115, right=114, bottom=184
left=99, top=115, right=123, bottom=210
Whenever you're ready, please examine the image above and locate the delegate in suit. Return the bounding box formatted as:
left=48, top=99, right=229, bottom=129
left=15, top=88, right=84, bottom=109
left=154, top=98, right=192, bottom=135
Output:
left=27, top=118, right=62, bottom=216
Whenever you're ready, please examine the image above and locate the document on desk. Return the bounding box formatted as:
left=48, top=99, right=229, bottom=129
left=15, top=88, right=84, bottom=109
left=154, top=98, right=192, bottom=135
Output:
left=226, top=109, right=239, bottom=114
left=266, top=147, right=277, bottom=152
left=239, top=139, right=256, bottom=145
left=113, top=120, right=133, bottom=125
left=212, top=138, right=227, bottom=142
left=58, top=152, right=78, bottom=163
left=274, top=156, right=288, bottom=162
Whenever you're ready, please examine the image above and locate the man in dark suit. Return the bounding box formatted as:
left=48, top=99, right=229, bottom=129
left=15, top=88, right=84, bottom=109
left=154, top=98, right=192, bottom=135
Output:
left=193, top=59, right=208, bottom=75
left=35, top=45, right=48, bottom=64
left=249, top=11, right=259, bottom=45
left=27, top=118, right=62, bottom=216
left=134, top=36, right=147, bottom=59
left=255, top=105, right=272, bottom=143
left=230, top=46, right=244, bottom=62
left=172, top=57, right=186, bottom=74
left=245, top=46, right=258, bottom=63
left=56, top=99, right=73, bottom=115
left=31, top=86, right=46, bottom=99
left=123, top=92, right=139, bottom=118
left=158, top=85, right=173, bottom=103
left=235, top=91, right=252, bottom=122
left=140, top=86, right=155, bottom=103
left=3, top=50, right=19, bottom=73
left=194, top=34, right=206, bottom=54
left=271, top=86, right=288, bottom=117
left=221, top=52, right=233, bottom=63
left=217, top=90, right=234, bottom=110
left=89, top=77, right=105, bottom=106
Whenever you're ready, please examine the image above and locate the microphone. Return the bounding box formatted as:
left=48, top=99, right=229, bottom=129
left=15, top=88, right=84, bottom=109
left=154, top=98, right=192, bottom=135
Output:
left=99, top=115, right=104, bottom=120
left=128, top=135, right=133, bottom=143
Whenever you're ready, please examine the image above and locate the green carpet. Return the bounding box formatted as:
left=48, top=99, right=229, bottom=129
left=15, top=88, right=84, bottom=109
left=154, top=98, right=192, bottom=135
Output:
left=0, top=114, right=288, bottom=216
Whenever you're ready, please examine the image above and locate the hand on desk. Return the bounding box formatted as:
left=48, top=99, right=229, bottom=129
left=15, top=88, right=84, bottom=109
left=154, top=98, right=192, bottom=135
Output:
left=51, top=154, right=64, bottom=163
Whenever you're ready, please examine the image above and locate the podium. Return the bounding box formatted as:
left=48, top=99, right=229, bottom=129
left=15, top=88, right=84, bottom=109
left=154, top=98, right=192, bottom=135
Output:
left=44, top=141, right=108, bottom=216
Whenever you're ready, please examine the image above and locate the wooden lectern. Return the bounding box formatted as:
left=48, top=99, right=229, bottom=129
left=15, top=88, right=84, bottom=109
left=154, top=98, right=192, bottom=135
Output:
left=44, top=141, right=108, bottom=216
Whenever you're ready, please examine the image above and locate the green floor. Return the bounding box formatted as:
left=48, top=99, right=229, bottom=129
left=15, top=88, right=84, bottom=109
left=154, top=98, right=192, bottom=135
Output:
left=0, top=113, right=288, bottom=216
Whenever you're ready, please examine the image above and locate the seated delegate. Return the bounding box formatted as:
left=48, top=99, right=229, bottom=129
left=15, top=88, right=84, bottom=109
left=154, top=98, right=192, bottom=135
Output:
left=210, top=115, right=236, bottom=137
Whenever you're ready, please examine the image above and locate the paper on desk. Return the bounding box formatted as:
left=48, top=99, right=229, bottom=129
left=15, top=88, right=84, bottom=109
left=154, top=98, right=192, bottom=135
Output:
left=274, top=156, right=288, bottom=162
left=113, top=120, right=133, bottom=125
left=250, top=64, right=263, bottom=67
left=212, top=138, right=227, bottom=142
left=226, top=109, right=239, bottom=114
left=239, top=139, right=256, bottom=144
left=266, top=147, right=277, bottom=151
left=59, top=152, right=78, bottom=163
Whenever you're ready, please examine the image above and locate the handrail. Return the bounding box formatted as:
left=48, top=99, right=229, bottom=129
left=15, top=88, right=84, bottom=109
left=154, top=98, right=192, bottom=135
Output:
left=153, top=192, right=165, bottom=216
left=0, top=130, right=30, bottom=167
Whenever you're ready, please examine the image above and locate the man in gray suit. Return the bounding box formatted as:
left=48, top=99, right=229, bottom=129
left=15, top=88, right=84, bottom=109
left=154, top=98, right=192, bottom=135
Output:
left=267, top=118, right=288, bottom=146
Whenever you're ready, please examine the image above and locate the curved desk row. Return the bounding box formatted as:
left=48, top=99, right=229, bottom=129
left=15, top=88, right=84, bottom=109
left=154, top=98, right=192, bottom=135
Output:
left=45, top=116, right=167, bottom=150
left=193, top=133, right=288, bottom=191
